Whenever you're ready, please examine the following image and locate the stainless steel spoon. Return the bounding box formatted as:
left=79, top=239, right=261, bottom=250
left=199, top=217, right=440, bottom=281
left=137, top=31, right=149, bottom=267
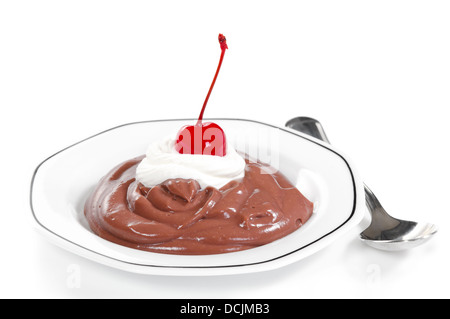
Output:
left=286, top=116, right=438, bottom=251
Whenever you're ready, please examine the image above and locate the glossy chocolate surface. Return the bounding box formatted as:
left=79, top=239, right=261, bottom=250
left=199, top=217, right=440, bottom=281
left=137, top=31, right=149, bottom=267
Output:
left=85, top=155, right=313, bottom=255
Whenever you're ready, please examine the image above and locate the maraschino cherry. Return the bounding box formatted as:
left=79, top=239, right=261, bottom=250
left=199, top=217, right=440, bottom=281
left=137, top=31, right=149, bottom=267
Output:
left=175, top=34, right=228, bottom=157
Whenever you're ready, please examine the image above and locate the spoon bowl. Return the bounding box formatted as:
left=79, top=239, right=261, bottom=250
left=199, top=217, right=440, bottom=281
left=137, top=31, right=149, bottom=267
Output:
left=285, top=116, right=438, bottom=251
left=360, top=220, right=438, bottom=251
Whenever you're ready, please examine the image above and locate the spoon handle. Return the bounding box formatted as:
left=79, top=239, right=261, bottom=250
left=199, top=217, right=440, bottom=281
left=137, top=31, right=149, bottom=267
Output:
left=363, top=184, right=385, bottom=215
left=285, top=117, right=331, bottom=144
left=285, top=117, right=388, bottom=216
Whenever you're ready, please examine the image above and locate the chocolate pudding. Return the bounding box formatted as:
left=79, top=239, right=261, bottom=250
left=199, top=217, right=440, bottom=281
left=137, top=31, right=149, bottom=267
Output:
left=84, top=155, right=314, bottom=255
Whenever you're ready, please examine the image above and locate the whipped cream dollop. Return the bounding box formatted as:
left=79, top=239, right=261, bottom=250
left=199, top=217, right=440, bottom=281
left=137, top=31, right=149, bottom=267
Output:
left=136, top=135, right=246, bottom=189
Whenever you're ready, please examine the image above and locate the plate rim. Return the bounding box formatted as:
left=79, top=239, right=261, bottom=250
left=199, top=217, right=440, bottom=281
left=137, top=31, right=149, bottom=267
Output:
left=29, top=118, right=363, bottom=273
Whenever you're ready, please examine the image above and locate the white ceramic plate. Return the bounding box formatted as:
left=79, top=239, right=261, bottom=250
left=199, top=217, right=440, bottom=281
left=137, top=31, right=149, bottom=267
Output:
left=30, top=119, right=364, bottom=276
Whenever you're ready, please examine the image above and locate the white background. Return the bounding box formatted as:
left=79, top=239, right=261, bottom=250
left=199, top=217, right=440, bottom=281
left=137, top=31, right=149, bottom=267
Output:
left=1, top=0, right=449, bottom=299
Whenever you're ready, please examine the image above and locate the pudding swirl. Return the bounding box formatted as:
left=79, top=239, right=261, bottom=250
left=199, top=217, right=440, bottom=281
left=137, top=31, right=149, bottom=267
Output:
left=84, top=156, right=314, bottom=255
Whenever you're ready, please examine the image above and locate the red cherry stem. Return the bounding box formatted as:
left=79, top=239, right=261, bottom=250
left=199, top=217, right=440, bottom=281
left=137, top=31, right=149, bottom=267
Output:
left=196, top=34, right=228, bottom=126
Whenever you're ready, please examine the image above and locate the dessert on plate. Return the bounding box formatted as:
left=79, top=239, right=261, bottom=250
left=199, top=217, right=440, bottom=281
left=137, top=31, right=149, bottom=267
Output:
left=84, top=34, right=314, bottom=255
